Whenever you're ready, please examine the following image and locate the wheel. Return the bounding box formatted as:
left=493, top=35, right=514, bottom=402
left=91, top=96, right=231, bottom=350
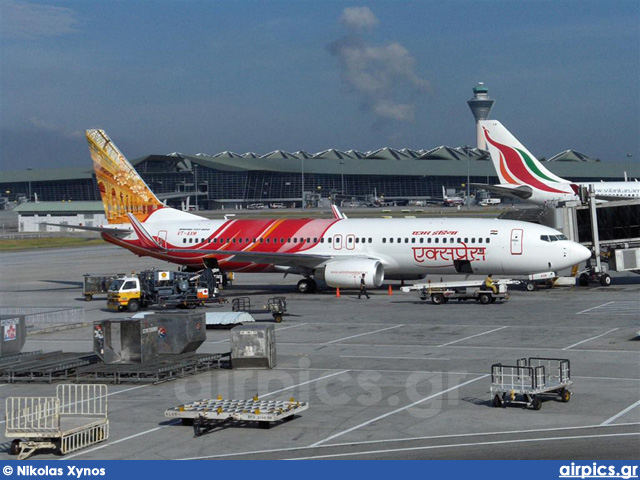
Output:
left=525, top=281, right=537, bottom=292
left=85, top=294, right=93, bottom=301
left=479, top=293, right=491, bottom=305
left=431, top=293, right=445, bottom=305
left=10, top=439, right=20, bottom=456
left=599, top=273, right=611, bottom=287
left=127, top=299, right=140, bottom=312
left=492, top=395, right=502, bottom=408
left=296, top=278, right=316, bottom=293
left=560, top=389, right=571, bottom=403
left=274, top=314, right=283, bottom=323
left=579, top=273, right=590, bottom=287
left=532, top=396, right=542, bottom=411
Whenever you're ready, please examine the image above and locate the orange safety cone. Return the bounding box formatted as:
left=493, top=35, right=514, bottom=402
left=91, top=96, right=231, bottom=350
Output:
left=336, top=287, right=340, bottom=298
left=388, top=285, right=393, bottom=295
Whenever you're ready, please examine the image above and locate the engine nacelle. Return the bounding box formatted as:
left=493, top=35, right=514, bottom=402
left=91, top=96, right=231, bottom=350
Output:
left=323, top=259, right=384, bottom=289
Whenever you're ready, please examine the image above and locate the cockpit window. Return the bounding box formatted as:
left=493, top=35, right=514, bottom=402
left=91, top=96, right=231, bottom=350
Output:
left=557, top=234, right=568, bottom=240
left=540, top=235, right=549, bottom=242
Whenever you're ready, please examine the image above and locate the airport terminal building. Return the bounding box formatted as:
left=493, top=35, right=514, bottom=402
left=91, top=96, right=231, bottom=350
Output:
left=2, top=145, right=634, bottom=211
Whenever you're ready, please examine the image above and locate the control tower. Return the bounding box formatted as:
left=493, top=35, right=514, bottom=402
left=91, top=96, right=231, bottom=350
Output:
left=467, top=82, right=495, bottom=150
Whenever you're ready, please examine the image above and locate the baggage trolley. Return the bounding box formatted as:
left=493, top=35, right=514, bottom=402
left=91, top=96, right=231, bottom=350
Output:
left=5, top=384, right=109, bottom=459
left=490, top=357, right=572, bottom=410
left=165, top=395, right=308, bottom=435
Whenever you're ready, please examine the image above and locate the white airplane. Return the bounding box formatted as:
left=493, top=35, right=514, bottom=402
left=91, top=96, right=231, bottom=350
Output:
left=477, top=120, right=640, bottom=205
left=441, top=186, right=465, bottom=207
left=79, top=129, right=591, bottom=293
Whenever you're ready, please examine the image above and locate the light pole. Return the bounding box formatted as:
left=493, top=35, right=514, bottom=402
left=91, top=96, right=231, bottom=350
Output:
left=26, top=168, right=32, bottom=202
left=466, top=147, right=470, bottom=209
left=301, top=157, right=305, bottom=209
left=627, top=154, right=633, bottom=180
left=194, top=165, right=198, bottom=211
left=339, top=161, right=345, bottom=195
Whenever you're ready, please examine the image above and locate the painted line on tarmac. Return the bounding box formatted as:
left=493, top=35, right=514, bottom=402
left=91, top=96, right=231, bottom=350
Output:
left=275, top=323, right=307, bottom=332
left=437, top=326, right=507, bottom=347
left=175, top=422, right=640, bottom=460
left=324, top=325, right=404, bottom=345
left=563, top=328, right=619, bottom=350
left=260, top=370, right=350, bottom=398
left=340, top=355, right=450, bottom=361
left=309, top=374, right=489, bottom=447
left=601, top=399, right=640, bottom=426
left=290, top=432, right=640, bottom=460
left=576, top=301, right=615, bottom=315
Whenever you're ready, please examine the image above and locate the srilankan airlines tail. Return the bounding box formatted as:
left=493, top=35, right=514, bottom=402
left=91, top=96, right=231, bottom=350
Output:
left=478, top=120, right=640, bottom=204
left=86, top=129, right=205, bottom=225
left=477, top=120, right=577, bottom=205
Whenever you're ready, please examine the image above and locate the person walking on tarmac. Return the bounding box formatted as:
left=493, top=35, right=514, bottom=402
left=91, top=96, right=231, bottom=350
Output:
left=358, top=273, right=370, bottom=299
left=484, top=273, right=498, bottom=294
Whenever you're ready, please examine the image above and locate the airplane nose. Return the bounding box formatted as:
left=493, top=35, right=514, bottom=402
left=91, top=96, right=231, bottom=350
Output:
left=570, top=243, right=592, bottom=265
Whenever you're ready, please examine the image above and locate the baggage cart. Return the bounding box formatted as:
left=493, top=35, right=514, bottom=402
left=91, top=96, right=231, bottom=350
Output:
left=490, top=357, right=572, bottom=410
left=401, top=279, right=518, bottom=305
left=5, top=384, right=109, bottom=459
left=231, top=296, right=287, bottom=322
left=83, top=274, right=123, bottom=301
left=165, top=396, right=308, bottom=434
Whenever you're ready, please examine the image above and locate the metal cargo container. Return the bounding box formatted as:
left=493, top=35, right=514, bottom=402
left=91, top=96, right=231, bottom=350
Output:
left=93, top=318, right=159, bottom=364
left=0, top=315, right=26, bottom=357
left=230, top=324, right=276, bottom=369
left=141, top=311, right=206, bottom=355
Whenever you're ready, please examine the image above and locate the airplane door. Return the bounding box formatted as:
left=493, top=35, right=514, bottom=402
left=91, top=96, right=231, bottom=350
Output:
left=158, top=230, right=168, bottom=250
left=346, top=234, right=356, bottom=250
left=333, top=234, right=343, bottom=250
left=510, top=229, right=523, bottom=255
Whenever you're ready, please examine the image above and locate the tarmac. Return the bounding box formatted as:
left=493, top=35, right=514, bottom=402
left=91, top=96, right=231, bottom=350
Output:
left=0, top=244, right=638, bottom=460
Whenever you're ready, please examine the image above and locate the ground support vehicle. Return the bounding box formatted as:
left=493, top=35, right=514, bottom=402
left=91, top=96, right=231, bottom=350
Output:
left=83, top=274, right=124, bottom=301
left=231, top=296, right=287, bottom=322
left=165, top=396, right=308, bottom=433
left=491, top=357, right=572, bottom=410
left=107, top=268, right=220, bottom=312
left=401, top=279, right=517, bottom=305
left=5, top=384, right=108, bottom=459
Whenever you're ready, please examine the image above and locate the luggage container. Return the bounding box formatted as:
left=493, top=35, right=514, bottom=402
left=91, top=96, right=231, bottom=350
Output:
left=5, top=384, right=108, bottom=459
left=93, top=318, right=159, bottom=364
left=83, top=274, right=123, bottom=301
left=230, top=324, right=276, bottom=369
left=0, top=315, right=26, bottom=357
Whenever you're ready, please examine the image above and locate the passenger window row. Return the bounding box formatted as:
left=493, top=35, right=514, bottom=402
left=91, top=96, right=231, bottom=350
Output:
left=182, top=236, right=490, bottom=245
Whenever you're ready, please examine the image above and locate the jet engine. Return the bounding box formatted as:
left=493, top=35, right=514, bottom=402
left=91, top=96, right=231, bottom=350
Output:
left=323, top=259, right=384, bottom=289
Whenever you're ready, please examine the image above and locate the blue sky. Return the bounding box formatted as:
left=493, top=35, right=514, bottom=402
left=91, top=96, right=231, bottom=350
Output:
left=1, top=0, right=638, bottom=170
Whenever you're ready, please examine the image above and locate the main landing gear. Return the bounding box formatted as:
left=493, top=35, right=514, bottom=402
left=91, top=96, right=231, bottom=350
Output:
left=296, top=278, right=317, bottom=294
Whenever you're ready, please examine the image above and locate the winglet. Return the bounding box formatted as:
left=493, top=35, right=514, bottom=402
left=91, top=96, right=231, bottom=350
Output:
left=127, top=213, right=165, bottom=250
left=331, top=204, right=347, bottom=220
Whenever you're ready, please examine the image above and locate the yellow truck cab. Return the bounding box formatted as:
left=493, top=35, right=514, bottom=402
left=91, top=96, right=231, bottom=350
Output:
left=107, top=277, right=142, bottom=312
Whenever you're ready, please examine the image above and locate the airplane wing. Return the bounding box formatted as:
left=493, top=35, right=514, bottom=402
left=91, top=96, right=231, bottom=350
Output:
left=39, top=223, right=132, bottom=237
left=470, top=183, right=533, bottom=200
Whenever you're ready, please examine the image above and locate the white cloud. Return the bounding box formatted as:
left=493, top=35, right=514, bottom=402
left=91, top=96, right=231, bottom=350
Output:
left=1, top=0, right=79, bottom=40
left=339, top=6, right=379, bottom=31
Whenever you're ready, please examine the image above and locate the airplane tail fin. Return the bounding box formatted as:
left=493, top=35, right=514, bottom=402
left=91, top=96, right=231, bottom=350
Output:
left=86, top=129, right=166, bottom=225
left=479, top=120, right=568, bottom=189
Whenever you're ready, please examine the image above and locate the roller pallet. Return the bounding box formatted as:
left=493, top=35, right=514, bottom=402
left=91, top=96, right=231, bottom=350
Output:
left=0, top=351, right=99, bottom=384
left=165, top=396, right=308, bottom=435
left=75, top=352, right=230, bottom=384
